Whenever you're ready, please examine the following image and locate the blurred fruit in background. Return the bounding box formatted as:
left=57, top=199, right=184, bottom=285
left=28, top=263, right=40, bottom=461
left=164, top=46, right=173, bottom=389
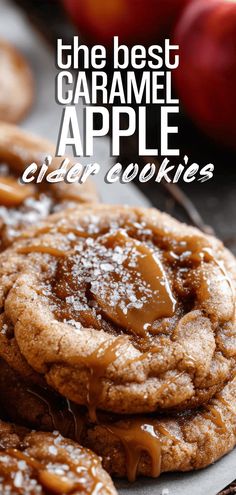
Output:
left=62, top=0, right=190, bottom=46
left=0, top=38, right=34, bottom=123
left=173, top=0, right=236, bottom=150
left=62, top=0, right=236, bottom=151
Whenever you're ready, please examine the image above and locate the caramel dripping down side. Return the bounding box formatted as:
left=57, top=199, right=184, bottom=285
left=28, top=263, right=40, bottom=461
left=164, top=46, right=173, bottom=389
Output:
left=105, top=419, right=182, bottom=482
left=82, top=336, right=129, bottom=422
left=0, top=176, right=35, bottom=206
left=105, top=420, right=162, bottom=482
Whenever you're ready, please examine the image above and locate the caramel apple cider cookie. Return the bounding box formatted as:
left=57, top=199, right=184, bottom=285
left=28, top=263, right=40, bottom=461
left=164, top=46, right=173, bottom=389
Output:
left=0, top=419, right=117, bottom=495
left=0, top=123, right=98, bottom=250
left=0, top=360, right=235, bottom=482
left=0, top=205, right=235, bottom=415
left=0, top=39, right=34, bottom=123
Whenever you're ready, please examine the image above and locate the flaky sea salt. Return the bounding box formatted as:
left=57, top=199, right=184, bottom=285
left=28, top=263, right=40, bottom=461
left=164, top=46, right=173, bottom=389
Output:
left=14, top=471, right=23, bottom=488
left=64, top=319, right=82, bottom=331
left=1, top=324, right=8, bottom=335
left=0, top=193, right=53, bottom=228
left=48, top=445, right=58, bottom=455
left=100, top=263, right=114, bottom=272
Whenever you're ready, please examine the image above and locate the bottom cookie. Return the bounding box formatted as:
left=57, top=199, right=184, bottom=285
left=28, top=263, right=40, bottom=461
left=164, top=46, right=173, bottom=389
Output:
left=0, top=359, right=235, bottom=482
left=0, top=418, right=117, bottom=494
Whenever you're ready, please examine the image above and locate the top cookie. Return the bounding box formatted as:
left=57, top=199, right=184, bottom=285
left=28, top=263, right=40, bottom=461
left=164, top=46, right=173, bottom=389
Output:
left=0, top=204, right=235, bottom=415
left=0, top=123, right=98, bottom=250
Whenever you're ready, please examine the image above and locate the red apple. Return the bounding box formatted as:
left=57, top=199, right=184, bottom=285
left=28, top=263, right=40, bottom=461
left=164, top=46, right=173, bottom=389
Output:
left=173, top=0, right=236, bottom=149
left=62, top=0, right=191, bottom=46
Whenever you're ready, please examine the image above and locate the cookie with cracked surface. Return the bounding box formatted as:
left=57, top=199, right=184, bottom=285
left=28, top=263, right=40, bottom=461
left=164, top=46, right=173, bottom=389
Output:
left=0, top=359, right=235, bottom=483
left=0, top=123, right=98, bottom=250
left=0, top=204, right=235, bottom=415
left=84, top=372, right=236, bottom=481
left=0, top=39, right=34, bottom=123
left=0, top=419, right=117, bottom=494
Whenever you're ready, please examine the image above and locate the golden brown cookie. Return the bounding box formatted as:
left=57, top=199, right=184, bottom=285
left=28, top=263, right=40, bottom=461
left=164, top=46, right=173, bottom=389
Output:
left=0, top=417, right=117, bottom=494
left=84, top=372, right=236, bottom=481
left=0, top=123, right=98, bottom=249
left=0, top=205, right=235, bottom=416
left=0, top=39, right=34, bottom=123
left=0, top=359, right=235, bottom=482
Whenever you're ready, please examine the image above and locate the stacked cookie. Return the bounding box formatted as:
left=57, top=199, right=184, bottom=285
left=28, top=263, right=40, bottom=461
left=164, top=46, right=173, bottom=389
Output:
left=0, top=123, right=118, bottom=494
left=0, top=135, right=235, bottom=492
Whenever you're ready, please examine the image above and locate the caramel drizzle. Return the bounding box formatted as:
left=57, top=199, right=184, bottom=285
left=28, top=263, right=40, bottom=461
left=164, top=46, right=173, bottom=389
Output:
left=5, top=448, right=42, bottom=470
left=0, top=176, right=35, bottom=207
left=33, top=226, right=95, bottom=238
left=66, top=398, right=85, bottom=442
left=3, top=447, right=106, bottom=494
left=166, top=236, right=213, bottom=265
left=215, top=395, right=236, bottom=415
left=20, top=225, right=101, bottom=241
left=57, top=227, right=99, bottom=238
left=124, top=352, right=149, bottom=368
left=83, top=336, right=128, bottom=422
left=204, top=405, right=227, bottom=433
left=105, top=420, right=161, bottom=482
left=155, top=424, right=179, bottom=443
left=18, top=245, right=66, bottom=257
